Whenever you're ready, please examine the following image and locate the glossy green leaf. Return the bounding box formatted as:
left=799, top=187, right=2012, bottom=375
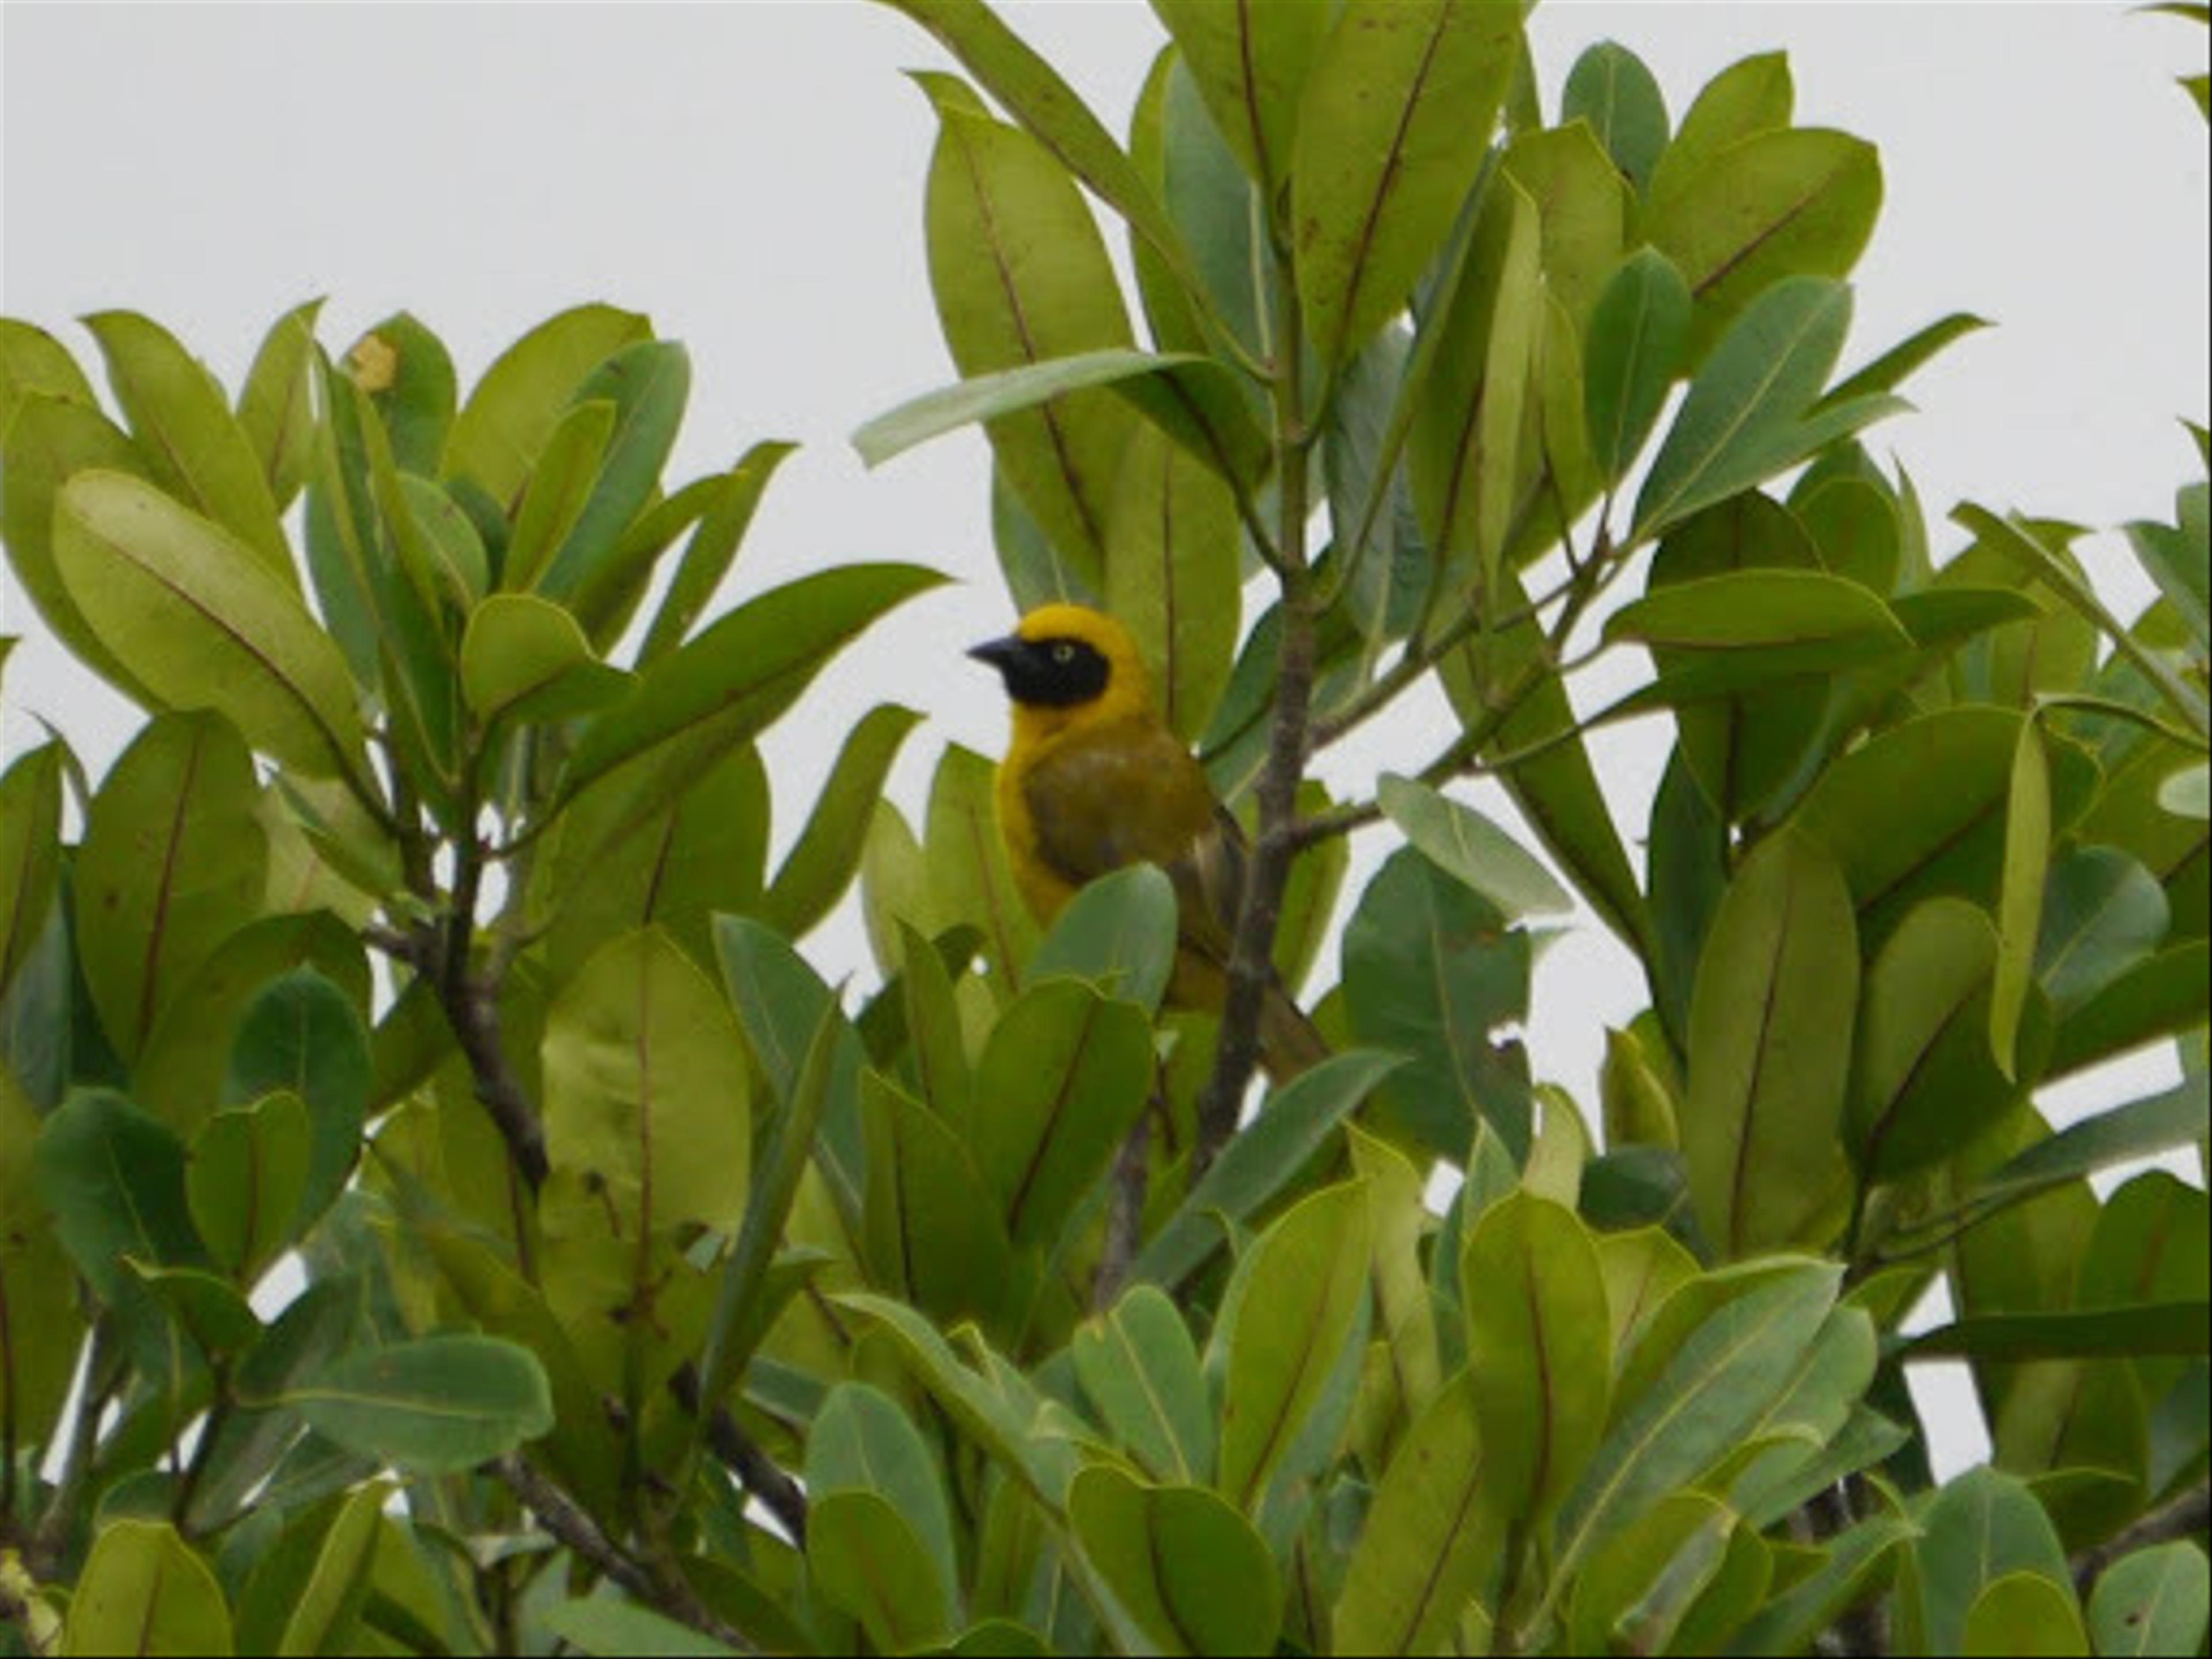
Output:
left=1584, top=247, right=1692, bottom=483
left=1131, top=1050, right=1400, bottom=1290
left=1562, top=40, right=1669, bottom=192
left=531, top=339, right=690, bottom=602
left=638, top=440, right=796, bottom=664
left=2087, top=1540, right=2211, bottom=1657
left=223, top=968, right=370, bottom=1233
left=1633, top=278, right=1904, bottom=539
left=0, top=1067, right=78, bottom=1452
left=2050, top=938, right=2210, bottom=1078
left=809, top=1381, right=960, bottom=1613
left=1729, top=1514, right=1912, bottom=1657
left=559, top=562, right=940, bottom=806
left=84, top=308, right=296, bottom=588
left=1652, top=52, right=1793, bottom=200
left=972, top=978, right=1151, bottom=1251
left=1073, top=1283, right=1215, bottom=1484
left=1851, top=897, right=2022, bottom=1181
left=1027, top=861, right=1179, bottom=1014
left=63, top=1519, right=234, bottom=1657
left=1461, top=1191, right=1610, bottom=1524
left=1219, top=1181, right=1373, bottom=1512
left=1149, top=0, right=1329, bottom=188
left=500, top=397, right=614, bottom=594
left=1993, top=721, right=2054, bottom=1077
left=2037, top=846, right=2172, bottom=1016
left=1070, top=1467, right=1282, bottom=1656
left=188, top=1092, right=311, bottom=1283
left=919, top=84, right=1139, bottom=588
left=1959, top=1075, right=2210, bottom=1227
left=921, top=743, right=1043, bottom=1002
left=1556, top=1259, right=1840, bottom=1578
left=861, top=1069, right=1016, bottom=1330
left=1343, top=847, right=1533, bottom=1162
left=1646, top=129, right=1881, bottom=357
left=0, top=315, right=96, bottom=416
left=1331, top=1371, right=1499, bottom=1655
left=0, top=743, right=63, bottom=1006
left=541, top=1600, right=740, bottom=1659
left=1911, top=1465, right=2074, bottom=1657
left=459, top=592, right=621, bottom=730
left=0, top=391, right=160, bottom=700
left=1101, top=425, right=1240, bottom=743
left=1903, top=1301, right=2210, bottom=1362
left=1567, top=1489, right=1737, bottom=1657
left=1291, top=0, right=1521, bottom=370
left=350, top=312, right=457, bottom=477
left=1377, top=774, right=1572, bottom=921
left=760, top=704, right=923, bottom=941
left=1821, top=310, right=1991, bottom=409
left=442, top=303, right=651, bottom=507
left=234, top=299, right=325, bottom=510
left=897, top=919, right=974, bottom=1123
left=37, top=1090, right=202, bottom=1301
left=232, top=1479, right=387, bottom=1657
left=282, top=1335, right=552, bottom=1477
left=1611, top=568, right=1911, bottom=684
left=54, top=471, right=373, bottom=790
left=543, top=927, right=750, bottom=1238
left=1682, top=831, right=1857, bottom=1258
left=807, top=1488, right=954, bottom=1652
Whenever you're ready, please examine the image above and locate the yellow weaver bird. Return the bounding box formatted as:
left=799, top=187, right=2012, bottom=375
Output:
left=969, top=603, right=1330, bottom=1083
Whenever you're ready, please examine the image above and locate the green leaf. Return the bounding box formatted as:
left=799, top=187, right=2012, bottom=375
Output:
left=1028, top=862, right=1179, bottom=1014
left=0, top=391, right=161, bottom=702
left=1646, top=130, right=1882, bottom=358
left=1681, top=832, right=1857, bottom=1257
left=84, top=308, right=296, bottom=589
left=542, top=927, right=750, bottom=1238
left=1291, top=0, right=1521, bottom=370
left=1562, top=40, right=1670, bottom=193
left=0, top=315, right=96, bottom=418
left=223, top=968, right=370, bottom=1236
left=54, top=471, right=374, bottom=791
left=1647, top=48, right=1793, bottom=207
left=921, top=743, right=1044, bottom=1002
left=558, top=563, right=940, bottom=807
left=1073, top=1283, right=1215, bottom=1484
left=1903, top=1301, right=2210, bottom=1362
left=861, top=1069, right=1017, bottom=1332
left=2160, top=761, right=2211, bottom=819
left=36, top=1090, right=202, bottom=1300
left=234, top=300, right=325, bottom=510
left=442, top=304, right=651, bottom=507
left=1960, top=1076, right=2210, bottom=1224
left=459, top=593, right=622, bottom=730
left=1149, top=0, right=1330, bottom=189
left=124, top=1260, right=260, bottom=1357
left=1583, top=247, right=1692, bottom=483
left=1331, top=1371, right=1501, bottom=1655
left=1070, top=1467, right=1282, bottom=1656
left=1911, top=1465, right=2074, bottom=1657
left=1556, top=1259, right=1840, bottom=1578
left=1730, top=1514, right=1913, bottom=1656
left=1851, top=897, right=2022, bottom=1181
left=1633, top=278, right=1904, bottom=539
left=1131, top=1050, right=1400, bottom=1291
left=1342, top=847, right=1532, bottom=1162
left=1377, top=774, right=1573, bottom=921
left=876, top=0, right=1206, bottom=331
left=638, top=440, right=796, bottom=664
left=1608, top=566, right=1912, bottom=683
left=2088, top=1540, right=2211, bottom=1657
left=540, top=1600, right=740, bottom=1659
left=1103, top=425, right=1241, bottom=743
left=1821, top=310, right=1991, bottom=408
left=532, top=339, right=691, bottom=603
left=972, top=979, right=1152, bottom=1251
left=1567, top=1490, right=1738, bottom=1657
left=232, top=1480, right=387, bottom=1657
left=1993, top=721, right=2054, bottom=1077
left=64, top=1519, right=234, bottom=1657
left=284, top=1335, right=552, bottom=1476
left=856, top=347, right=1213, bottom=470
left=500, top=397, right=615, bottom=594
left=0, top=1066, right=79, bottom=1449
left=918, top=85, right=1139, bottom=587
left=2050, top=939, right=2210, bottom=1079
left=188, top=1093, right=311, bottom=1283
left=808, top=1488, right=956, bottom=1652
left=809, top=1381, right=960, bottom=1615
left=1218, top=1181, right=1373, bottom=1512
left=2036, top=845, right=2172, bottom=1015
left=1462, top=1191, right=1611, bottom=1525
left=760, top=705, right=924, bottom=942
left=0, top=744, right=63, bottom=1007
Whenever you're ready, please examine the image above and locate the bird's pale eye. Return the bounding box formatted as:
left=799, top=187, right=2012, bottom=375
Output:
left=1052, top=642, right=1076, bottom=665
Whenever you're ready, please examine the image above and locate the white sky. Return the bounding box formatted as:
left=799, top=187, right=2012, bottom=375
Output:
left=4, top=2, right=2208, bottom=1479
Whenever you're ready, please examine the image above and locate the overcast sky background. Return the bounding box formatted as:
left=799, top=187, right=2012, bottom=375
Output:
left=3, top=2, right=2207, bottom=1479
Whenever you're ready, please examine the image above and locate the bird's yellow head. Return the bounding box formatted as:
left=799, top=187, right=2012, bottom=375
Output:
left=968, top=603, right=1154, bottom=740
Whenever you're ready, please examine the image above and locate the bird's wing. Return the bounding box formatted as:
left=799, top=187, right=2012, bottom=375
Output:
left=1021, top=719, right=1245, bottom=961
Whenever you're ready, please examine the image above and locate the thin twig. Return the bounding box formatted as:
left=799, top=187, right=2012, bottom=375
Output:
left=668, top=1365, right=809, bottom=1548
left=2072, top=1476, right=2212, bottom=1596
left=493, top=1456, right=751, bottom=1650
left=1094, top=1114, right=1153, bottom=1312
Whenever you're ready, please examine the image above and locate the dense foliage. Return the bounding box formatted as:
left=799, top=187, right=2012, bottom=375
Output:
left=1, top=2, right=2205, bottom=1654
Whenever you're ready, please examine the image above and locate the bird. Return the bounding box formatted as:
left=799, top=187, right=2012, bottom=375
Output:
left=968, top=602, right=1330, bottom=1083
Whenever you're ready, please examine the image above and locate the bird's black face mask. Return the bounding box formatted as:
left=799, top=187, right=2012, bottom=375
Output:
left=968, top=634, right=1111, bottom=709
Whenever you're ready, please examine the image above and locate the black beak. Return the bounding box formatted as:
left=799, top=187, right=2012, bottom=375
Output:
left=968, top=635, right=1028, bottom=679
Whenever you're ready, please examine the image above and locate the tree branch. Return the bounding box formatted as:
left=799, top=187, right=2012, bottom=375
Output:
left=1094, top=1113, right=1152, bottom=1312
left=494, top=1456, right=751, bottom=1650
left=2073, top=1476, right=2212, bottom=1596
left=668, top=1364, right=809, bottom=1548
